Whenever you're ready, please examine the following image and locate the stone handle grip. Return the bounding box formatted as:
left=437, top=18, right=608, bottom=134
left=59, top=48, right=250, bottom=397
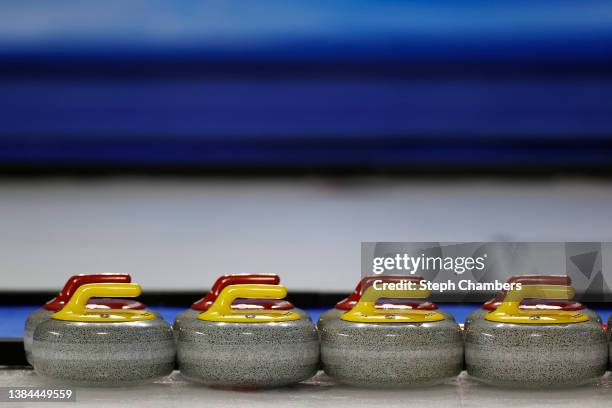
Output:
left=45, top=274, right=132, bottom=310
left=198, top=284, right=300, bottom=322
left=192, top=274, right=280, bottom=310
left=341, top=285, right=444, bottom=323
left=485, top=284, right=588, bottom=324
left=489, top=275, right=570, bottom=303
left=336, top=275, right=425, bottom=310
left=51, top=283, right=152, bottom=322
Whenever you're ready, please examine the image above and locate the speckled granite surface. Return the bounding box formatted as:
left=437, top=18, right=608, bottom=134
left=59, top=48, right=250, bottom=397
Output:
left=465, top=318, right=608, bottom=388
left=31, top=319, right=176, bottom=386
left=321, top=317, right=463, bottom=387
left=176, top=318, right=319, bottom=387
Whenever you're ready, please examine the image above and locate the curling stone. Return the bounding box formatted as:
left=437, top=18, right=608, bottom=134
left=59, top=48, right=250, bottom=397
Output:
left=320, top=285, right=463, bottom=388
left=465, top=283, right=607, bottom=388
left=464, top=275, right=601, bottom=329
left=177, top=284, right=319, bottom=387
left=174, top=274, right=307, bottom=334
left=23, top=274, right=145, bottom=365
left=31, top=283, right=175, bottom=386
left=318, top=275, right=451, bottom=330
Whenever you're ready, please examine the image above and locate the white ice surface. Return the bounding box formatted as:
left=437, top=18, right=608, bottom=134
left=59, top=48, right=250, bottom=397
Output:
left=1, top=177, right=612, bottom=292
left=0, top=370, right=611, bottom=408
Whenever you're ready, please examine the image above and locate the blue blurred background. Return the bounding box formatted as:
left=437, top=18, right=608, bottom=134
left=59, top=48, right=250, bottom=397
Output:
left=1, top=0, right=612, bottom=170
left=1, top=1, right=612, bottom=316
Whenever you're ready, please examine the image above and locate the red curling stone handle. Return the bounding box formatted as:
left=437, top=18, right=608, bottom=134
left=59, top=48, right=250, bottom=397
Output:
left=44, top=274, right=132, bottom=311
left=336, top=275, right=426, bottom=311
left=192, top=274, right=280, bottom=311
left=482, top=275, right=573, bottom=311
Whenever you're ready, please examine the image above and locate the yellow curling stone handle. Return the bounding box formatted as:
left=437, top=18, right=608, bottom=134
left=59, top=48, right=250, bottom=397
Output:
left=52, top=283, right=155, bottom=322
left=198, top=284, right=300, bottom=323
left=341, top=285, right=445, bottom=323
left=485, top=284, right=589, bottom=324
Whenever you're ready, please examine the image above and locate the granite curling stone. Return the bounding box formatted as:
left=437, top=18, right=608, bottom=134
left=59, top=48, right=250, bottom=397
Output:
left=318, top=275, right=451, bottom=331
left=464, top=275, right=601, bottom=329
left=608, top=315, right=612, bottom=369
left=31, top=283, right=175, bottom=386
left=465, top=283, right=608, bottom=388
left=174, top=274, right=307, bottom=334
left=23, top=273, right=145, bottom=365
left=177, top=284, right=319, bottom=387
left=320, top=285, right=463, bottom=388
